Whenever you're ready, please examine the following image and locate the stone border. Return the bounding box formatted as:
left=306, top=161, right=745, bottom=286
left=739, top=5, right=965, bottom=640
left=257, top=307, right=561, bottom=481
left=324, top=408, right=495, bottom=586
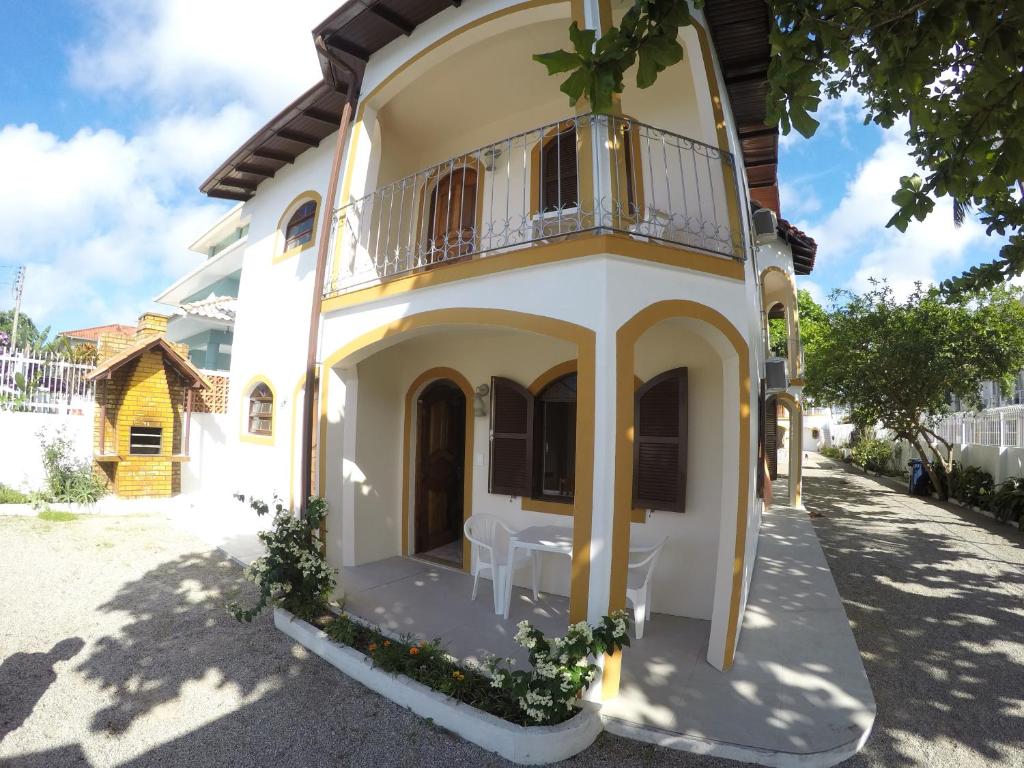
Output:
left=273, top=608, right=603, bottom=765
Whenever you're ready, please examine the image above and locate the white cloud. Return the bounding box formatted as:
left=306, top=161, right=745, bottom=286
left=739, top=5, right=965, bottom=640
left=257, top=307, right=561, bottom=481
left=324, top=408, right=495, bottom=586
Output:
left=795, top=121, right=992, bottom=298
left=70, top=0, right=341, bottom=116
left=2, top=0, right=347, bottom=330
left=780, top=87, right=865, bottom=152
left=778, top=181, right=822, bottom=219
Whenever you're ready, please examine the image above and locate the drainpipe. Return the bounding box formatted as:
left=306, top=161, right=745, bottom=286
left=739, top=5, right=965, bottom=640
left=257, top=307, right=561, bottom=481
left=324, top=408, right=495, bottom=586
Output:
left=300, top=39, right=361, bottom=514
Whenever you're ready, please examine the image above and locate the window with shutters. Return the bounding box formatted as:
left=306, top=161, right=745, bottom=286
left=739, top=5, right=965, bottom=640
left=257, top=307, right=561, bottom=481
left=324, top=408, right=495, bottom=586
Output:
left=534, top=373, right=577, bottom=501
left=539, top=124, right=578, bottom=213
left=248, top=382, right=273, bottom=436
left=488, top=377, right=533, bottom=496
left=633, top=368, right=688, bottom=512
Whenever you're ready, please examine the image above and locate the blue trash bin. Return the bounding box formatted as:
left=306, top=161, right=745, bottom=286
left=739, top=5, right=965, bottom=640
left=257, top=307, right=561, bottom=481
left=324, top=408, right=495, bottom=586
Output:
left=908, top=459, right=930, bottom=495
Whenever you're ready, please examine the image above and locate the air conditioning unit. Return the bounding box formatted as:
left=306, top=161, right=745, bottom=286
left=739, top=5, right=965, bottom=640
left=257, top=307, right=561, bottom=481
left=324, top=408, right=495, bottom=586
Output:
left=765, top=357, right=788, bottom=391
left=752, top=207, right=778, bottom=245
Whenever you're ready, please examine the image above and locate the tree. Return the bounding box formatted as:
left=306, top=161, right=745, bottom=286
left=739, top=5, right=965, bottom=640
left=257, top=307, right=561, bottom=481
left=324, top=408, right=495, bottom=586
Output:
left=804, top=282, right=1024, bottom=497
left=535, top=2, right=1024, bottom=295
left=0, top=310, right=49, bottom=351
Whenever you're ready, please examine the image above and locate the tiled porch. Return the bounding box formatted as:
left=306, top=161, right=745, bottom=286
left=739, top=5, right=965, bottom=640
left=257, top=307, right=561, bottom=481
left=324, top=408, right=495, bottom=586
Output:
left=338, top=556, right=710, bottom=670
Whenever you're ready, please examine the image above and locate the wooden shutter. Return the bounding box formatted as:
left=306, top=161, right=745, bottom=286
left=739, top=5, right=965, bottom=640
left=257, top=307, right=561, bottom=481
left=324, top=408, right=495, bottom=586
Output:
left=633, top=368, right=688, bottom=512
left=765, top=395, right=779, bottom=481
left=489, top=376, right=533, bottom=496
left=757, top=379, right=766, bottom=499
left=541, top=125, right=578, bottom=212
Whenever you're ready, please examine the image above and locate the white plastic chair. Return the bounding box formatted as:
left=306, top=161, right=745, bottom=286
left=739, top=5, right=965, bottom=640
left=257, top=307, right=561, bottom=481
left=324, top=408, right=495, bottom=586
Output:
left=625, top=537, right=667, bottom=639
left=464, top=514, right=539, bottom=615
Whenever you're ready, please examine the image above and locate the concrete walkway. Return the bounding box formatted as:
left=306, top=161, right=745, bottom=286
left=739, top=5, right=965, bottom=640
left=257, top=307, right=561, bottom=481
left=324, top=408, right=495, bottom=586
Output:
left=803, top=453, right=1024, bottom=768
left=602, top=492, right=875, bottom=766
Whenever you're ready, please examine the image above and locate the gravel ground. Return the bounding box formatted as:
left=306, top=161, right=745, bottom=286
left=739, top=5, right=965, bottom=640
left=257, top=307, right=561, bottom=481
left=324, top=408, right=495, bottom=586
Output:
left=804, top=456, right=1024, bottom=768
left=0, top=459, right=1021, bottom=767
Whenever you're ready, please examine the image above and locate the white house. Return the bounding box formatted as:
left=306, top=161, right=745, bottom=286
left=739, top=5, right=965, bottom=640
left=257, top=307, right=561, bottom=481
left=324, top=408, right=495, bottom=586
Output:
left=170, top=0, right=817, bottom=702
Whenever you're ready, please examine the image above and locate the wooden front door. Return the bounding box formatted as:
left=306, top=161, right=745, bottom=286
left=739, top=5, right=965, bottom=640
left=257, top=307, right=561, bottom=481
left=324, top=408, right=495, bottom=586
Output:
left=414, top=380, right=466, bottom=561
left=427, top=167, right=477, bottom=263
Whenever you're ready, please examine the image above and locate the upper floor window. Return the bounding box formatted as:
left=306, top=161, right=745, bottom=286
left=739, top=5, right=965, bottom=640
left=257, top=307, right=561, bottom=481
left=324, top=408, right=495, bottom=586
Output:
left=248, top=383, right=273, bottom=436
left=285, top=201, right=317, bottom=251
left=540, top=124, right=578, bottom=213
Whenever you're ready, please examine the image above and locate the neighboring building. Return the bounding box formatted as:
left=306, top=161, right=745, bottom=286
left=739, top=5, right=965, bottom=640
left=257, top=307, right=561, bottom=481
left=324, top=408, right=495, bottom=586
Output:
left=174, top=0, right=817, bottom=701
left=154, top=205, right=247, bottom=371
left=949, top=371, right=1024, bottom=411
left=58, top=324, right=135, bottom=347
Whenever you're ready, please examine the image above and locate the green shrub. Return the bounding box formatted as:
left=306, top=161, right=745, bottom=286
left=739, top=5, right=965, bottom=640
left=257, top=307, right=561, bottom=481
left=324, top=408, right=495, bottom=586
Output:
left=0, top=483, right=30, bottom=504
left=820, top=446, right=844, bottom=461
left=851, top=436, right=893, bottom=473
left=37, top=509, right=79, bottom=522
left=38, top=429, right=107, bottom=504
left=228, top=495, right=336, bottom=622
left=320, top=609, right=630, bottom=726
left=947, top=462, right=995, bottom=509
left=991, top=478, right=1024, bottom=527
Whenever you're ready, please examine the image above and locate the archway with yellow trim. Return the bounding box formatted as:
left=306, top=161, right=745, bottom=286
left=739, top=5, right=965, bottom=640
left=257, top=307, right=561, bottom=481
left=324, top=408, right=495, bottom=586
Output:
left=318, top=307, right=597, bottom=623
left=770, top=390, right=803, bottom=509
left=603, top=300, right=752, bottom=699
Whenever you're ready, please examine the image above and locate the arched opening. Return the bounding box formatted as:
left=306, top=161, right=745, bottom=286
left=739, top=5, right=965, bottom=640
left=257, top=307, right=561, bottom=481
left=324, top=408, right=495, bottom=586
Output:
left=413, top=378, right=467, bottom=566
left=247, top=382, right=273, bottom=436
left=761, top=267, right=799, bottom=376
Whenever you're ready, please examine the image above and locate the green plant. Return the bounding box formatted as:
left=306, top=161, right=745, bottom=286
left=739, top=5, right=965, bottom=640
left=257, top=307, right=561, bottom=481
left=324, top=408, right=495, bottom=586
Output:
left=228, top=495, right=336, bottom=622
left=37, top=428, right=107, bottom=504
left=487, top=612, right=630, bottom=725
left=820, top=446, right=844, bottom=461
left=947, top=463, right=995, bottom=509
left=851, top=436, right=893, bottom=474
left=37, top=509, right=79, bottom=522
left=0, top=483, right=30, bottom=504
left=991, top=478, right=1024, bottom=527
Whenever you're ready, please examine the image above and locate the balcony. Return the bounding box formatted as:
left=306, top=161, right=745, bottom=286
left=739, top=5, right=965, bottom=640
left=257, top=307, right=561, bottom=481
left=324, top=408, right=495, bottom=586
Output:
left=324, top=114, right=744, bottom=298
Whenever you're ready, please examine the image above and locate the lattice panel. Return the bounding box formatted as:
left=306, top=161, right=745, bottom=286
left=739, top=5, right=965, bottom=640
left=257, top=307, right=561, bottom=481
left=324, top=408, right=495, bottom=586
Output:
left=195, top=375, right=230, bottom=414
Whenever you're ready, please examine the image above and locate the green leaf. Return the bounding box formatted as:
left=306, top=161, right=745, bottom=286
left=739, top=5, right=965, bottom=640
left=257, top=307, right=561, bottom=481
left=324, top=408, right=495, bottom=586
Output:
left=789, top=106, right=820, bottom=138
left=559, top=67, right=589, bottom=105
left=568, top=21, right=596, bottom=58
left=533, top=49, right=582, bottom=75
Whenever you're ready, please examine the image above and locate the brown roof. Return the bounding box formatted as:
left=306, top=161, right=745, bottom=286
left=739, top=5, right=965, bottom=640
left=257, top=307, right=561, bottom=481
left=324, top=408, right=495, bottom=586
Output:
left=777, top=218, right=818, bottom=276
left=201, top=0, right=456, bottom=202
left=59, top=324, right=136, bottom=343
left=703, top=0, right=780, bottom=213
left=86, top=337, right=210, bottom=389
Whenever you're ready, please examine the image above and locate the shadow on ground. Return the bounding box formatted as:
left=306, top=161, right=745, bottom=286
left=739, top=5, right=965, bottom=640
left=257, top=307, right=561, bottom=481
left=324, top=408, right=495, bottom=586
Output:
left=804, top=464, right=1024, bottom=767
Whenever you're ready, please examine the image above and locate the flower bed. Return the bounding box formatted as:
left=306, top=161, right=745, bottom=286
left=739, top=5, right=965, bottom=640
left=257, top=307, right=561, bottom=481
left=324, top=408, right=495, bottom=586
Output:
left=274, top=609, right=604, bottom=765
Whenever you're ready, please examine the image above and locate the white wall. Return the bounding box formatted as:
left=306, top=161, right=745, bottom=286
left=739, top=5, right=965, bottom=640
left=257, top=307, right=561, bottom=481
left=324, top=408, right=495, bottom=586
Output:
left=948, top=443, right=1024, bottom=485
left=0, top=409, right=93, bottom=492
left=181, top=413, right=233, bottom=497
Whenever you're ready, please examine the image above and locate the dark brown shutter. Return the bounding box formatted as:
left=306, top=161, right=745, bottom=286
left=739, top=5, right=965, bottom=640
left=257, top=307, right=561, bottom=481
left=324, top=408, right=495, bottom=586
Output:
left=633, top=368, right=688, bottom=512
left=489, top=376, right=533, bottom=496
left=765, top=395, right=779, bottom=481
left=757, top=379, right=766, bottom=498
left=540, top=125, right=578, bottom=212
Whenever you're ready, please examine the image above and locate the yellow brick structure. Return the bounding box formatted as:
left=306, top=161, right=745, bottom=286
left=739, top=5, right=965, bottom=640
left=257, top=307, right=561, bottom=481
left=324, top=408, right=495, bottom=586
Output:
left=88, top=314, right=209, bottom=498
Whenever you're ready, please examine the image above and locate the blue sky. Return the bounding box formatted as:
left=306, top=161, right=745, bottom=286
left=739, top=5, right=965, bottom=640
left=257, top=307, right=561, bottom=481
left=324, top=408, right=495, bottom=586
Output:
left=0, top=1, right=1009, bottom=333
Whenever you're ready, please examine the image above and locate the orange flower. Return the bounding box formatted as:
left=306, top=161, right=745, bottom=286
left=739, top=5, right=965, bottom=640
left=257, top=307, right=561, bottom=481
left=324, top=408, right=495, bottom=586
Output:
left=368, top=642, right=378, bottom=652
left=452, top=671, right=465, bottom=682
left=383, top=640, right=391, bottom=648
left=409, top=646, right=420, bottom=656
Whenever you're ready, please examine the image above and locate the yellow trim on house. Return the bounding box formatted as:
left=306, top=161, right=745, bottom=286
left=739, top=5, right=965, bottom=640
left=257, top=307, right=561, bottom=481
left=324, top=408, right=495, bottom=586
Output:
left=318, top=308, right=596, bottom=623
left=401, top=367, right=475, bottom=570
left=602, top=300, right=751, bottom=698
left=760, top=265, right=801, bottom=374
left=239, top=375, right=276, bottom=445
left=322, top=233, right=744, bottom=313
left=273, top=190, right=323, bottom=264
left=289, top=373, right=307, bottom=509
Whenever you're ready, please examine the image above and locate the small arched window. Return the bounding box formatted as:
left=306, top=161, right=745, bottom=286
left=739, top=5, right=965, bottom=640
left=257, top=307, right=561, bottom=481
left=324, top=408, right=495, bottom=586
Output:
left=248, top=383, right=273, bottom=436
left=284, top=201, right=317, bottom=251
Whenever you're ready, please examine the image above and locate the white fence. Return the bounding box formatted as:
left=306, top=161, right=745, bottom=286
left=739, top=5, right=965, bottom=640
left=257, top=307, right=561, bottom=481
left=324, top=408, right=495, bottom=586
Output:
left=0, top=347, right=94, bottom=414
left=934, top=406, right=1024, bottom=449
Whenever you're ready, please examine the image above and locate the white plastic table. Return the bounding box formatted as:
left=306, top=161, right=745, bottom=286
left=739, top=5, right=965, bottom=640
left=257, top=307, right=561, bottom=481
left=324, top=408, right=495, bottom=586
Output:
left=502, top=525, right=574, bottom=619
left=501, top=525, right=663, bottom=619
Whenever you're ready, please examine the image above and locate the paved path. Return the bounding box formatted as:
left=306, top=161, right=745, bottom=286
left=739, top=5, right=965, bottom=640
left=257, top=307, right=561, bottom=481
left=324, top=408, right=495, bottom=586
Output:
left=803, top=454, right=1024, bottom=767
left=1, top=458, right=1021, bottom=767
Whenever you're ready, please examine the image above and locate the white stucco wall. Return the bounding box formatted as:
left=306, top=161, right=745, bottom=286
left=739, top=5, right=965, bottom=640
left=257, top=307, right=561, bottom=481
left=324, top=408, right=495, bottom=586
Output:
left=0, top=410, right=94, bottom=492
